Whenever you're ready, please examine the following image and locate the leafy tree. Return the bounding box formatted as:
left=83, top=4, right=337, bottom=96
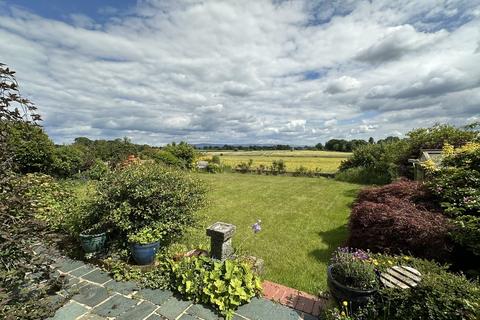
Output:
left=151, top=150, right=183, bottom=167
left=4, top=115, right=55, bottom=174
left=163, top=141, right=197, bottom=169
left=51, top=144, right=86, bottom=177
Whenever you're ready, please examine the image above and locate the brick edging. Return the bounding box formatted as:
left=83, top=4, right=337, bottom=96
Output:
left=262, top=280, right=327, bottom=317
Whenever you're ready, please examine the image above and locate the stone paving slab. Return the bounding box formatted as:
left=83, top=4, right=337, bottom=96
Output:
left=105, top=279, right=139, bottom=295
left=156, top=296, right=192, bottom=319
left=82, top=269, right=112, bottom=285
left=136, top=288, right=174, bottom=305
left=49, top=253, right=320, bottom=320
left=116, top=301, right=158, bottom=320
left=146, top=314, right=168, bottom=320
left=186, top=304, right=219, bottom=320
left=72, top=283, right=111, bottom=307
left=91, top=294, right=138, bottom=317
left=48, top=301, right=89, bottom=320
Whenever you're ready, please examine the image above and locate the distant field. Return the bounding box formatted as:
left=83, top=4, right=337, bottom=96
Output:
left=182, top=173, right=360, bottom=294
left=201, top=150, right=351, bottom=172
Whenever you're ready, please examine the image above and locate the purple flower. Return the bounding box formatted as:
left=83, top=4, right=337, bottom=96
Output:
left=252, top=219, right=262, bottom=233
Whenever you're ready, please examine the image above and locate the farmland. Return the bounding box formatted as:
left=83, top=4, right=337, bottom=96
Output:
left=201, top=150, right=352, bottom=172
left=181, top=172, right=360, bottom=294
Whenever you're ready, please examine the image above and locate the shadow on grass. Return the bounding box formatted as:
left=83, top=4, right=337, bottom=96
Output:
left=309, top=224, right=348, bottom=263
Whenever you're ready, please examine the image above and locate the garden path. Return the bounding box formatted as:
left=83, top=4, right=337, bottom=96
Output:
left=33, top=243, right=321, bottom=320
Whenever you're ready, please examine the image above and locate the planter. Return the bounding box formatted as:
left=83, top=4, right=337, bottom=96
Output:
left=130, top=241, right=160, bottom=265
left=79, top=231, right=107, bottom=253
left=327, top=264, right=377, bottom=308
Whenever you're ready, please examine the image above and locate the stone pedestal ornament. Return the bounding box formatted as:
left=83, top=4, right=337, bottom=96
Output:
left=206, top=222, right=236, bottom=261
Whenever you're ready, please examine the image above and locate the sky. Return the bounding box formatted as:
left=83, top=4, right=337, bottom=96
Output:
left=1, top=0, right=479, bottom=145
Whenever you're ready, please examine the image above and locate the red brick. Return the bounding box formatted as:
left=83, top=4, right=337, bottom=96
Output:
left=312, top=300, right=323, bottom=316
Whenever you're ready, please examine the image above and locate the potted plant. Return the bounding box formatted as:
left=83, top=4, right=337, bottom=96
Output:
left=327, top=247, right=379, bottom=308
left=79, top=224, right=107, bottom=253
left=128, top=225, right=166, bottom=265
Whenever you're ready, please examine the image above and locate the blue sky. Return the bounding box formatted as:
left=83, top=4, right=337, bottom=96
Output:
left=4, top=0, right=136, bottom=21
left=1, top=0, right=479, bottom=145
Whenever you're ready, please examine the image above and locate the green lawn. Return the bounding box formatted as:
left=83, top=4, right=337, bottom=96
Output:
left=182, top=173, right=361, bottom=294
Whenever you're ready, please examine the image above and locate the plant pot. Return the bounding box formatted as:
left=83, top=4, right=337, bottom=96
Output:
left=79, top=231, right=107, bottom=253
left=327, top=264, right=377, bottom=308
left=130, top=241, right=160, bottom=265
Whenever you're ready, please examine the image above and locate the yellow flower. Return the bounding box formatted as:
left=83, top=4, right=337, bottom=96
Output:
left=373, top=261, right=379, bottom=266
left=403, top=256, right=410, bottom=261
left=342, top=301, right=348, bottom=306
left=341, top=311, right=346, bottom=316
left=442, top=143, right=454, bottom=156
left=388, top=260, right=393, bottom=265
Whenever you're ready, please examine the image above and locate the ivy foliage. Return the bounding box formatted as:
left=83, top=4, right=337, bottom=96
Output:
left=170, top=257, right=262, bottom=319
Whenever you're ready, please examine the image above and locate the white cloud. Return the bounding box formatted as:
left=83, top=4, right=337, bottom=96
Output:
left=0, top=0, right=479, bottom=145
left=325, top=76, right=361, bottom=94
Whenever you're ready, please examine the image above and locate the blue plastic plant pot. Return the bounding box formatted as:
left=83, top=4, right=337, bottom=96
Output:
left=130, top=241, right=160, bottom=265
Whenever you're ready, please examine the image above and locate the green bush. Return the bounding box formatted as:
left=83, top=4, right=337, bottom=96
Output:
left=335, top=167, right=391, bottom=185
left=5, top=121, right=55, bottom=174
left=163, top=141, right=198, bottom=169
left=336, top=254, right=480, bottom=320
left=86, top=159, right=110, bottom=180
left=339, top=124, right=479, bottom=183
left=211, top=155, right=221, bottom=164
left=51, top=144, right=86, bottom=178
left=95, top=163, right=208, bottom=244
left=236, top=159, right=253, bottom=173
left=127, top=224, right=169, bottom=244
left=428, top=167, right=480, bottom=217
left=450, top=215, right=480, bottom=256
left=206, top=162, right=222, bottom=173
left=376, top=259, right=479, bottom=320
left=17, top=173, right=97, bottom=235
left=170, top=256, right=262, bottom=319
left=270, top=159, right=286, bottom=174
left=151, top=150, right=183, bottom=167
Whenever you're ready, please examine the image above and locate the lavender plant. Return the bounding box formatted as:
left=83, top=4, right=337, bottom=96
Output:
left=330, top=247, right=378, bottom=291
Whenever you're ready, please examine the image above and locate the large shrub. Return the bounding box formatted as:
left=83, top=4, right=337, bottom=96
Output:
left=325, top=254, right=480, bottom=320
left=372, top=254, right=479, bottom=320
left=339, top=124, right=478, bottom=184
left=347, top=180, right=453, bottom=261
left=163, top=141, right=198, bottom=169
left=5, top=121, right=55, bottom=174
left=427, top=143, right=480, bottom=217
left=15, top=173, right=96, bottom=236
left=51, top=144, right=86, bottom=178
left=338, top=140, right=408, bottom=184
left=95, top=163, right=208, bottom=244
left=0, top=63, right=66, bottom=319
left=151, top=150, right=183, bottom=167
left=427, top=142, right=480, bottom=259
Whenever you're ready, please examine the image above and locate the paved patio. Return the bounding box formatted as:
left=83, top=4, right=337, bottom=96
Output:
left=44, top=253, right=322, bottom=320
